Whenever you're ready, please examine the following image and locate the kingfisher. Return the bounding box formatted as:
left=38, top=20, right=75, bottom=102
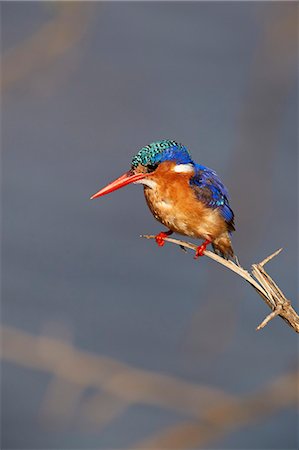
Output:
left=91, top=140, right=235, bottom=259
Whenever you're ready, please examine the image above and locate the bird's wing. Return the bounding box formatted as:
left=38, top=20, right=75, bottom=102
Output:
left=190, top=164, right=235, bottom=230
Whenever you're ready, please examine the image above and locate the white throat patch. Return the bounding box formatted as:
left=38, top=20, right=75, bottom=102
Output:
left=134, top=178, right=157, bottom=188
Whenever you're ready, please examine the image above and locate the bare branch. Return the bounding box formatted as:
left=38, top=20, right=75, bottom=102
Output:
left=141, top=235, right=299, bottom=333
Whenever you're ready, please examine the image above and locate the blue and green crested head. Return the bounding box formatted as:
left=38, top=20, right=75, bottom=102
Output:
left=131, top=140, right=193, bottom=170
left=90, top=140, right=193, bottom=200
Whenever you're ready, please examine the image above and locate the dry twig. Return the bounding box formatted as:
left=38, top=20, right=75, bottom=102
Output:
left=141, top=235, right=299, bottom=333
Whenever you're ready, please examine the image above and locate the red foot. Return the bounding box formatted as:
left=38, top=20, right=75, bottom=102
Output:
left=155, top=230, right=173, bottom=247
left=194, top=239, right=211, bottom=259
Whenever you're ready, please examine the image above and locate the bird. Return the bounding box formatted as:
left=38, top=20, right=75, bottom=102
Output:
left=90, top=140, right=235, bottom=259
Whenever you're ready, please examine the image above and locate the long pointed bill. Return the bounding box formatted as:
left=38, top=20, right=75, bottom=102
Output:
left=90, top=170, right=150, bottom=200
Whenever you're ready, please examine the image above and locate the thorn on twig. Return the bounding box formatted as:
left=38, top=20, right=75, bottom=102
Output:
left=258, top=248, right=283, bottom=267
left=233, top=255, right=241, bottom=267
left=256, top=306, right=283, bottom=330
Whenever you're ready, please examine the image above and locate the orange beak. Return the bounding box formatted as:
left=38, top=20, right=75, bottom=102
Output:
left=90, top=170, right=151, bottom=200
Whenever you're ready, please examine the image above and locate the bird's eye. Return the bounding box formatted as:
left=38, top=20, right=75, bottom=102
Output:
left=146, top=164, right=158, bottom=173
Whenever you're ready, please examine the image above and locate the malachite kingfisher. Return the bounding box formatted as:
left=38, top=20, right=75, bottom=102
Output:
left=91, top=140, right=235, bottom=259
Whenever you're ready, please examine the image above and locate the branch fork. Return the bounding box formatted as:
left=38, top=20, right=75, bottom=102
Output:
left=141, top=235, right=299, bottom=333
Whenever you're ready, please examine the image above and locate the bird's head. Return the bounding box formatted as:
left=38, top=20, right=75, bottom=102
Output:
left=90, top=140, right=194, bottom=199
left=131, top=140, right=193, bottom=172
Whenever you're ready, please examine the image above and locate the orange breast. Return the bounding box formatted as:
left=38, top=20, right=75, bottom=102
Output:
left=143, top=162, right=227, bottom=241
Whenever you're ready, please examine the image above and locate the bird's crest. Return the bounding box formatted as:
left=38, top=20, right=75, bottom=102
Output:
left=131, top=140, right=193, bottom=169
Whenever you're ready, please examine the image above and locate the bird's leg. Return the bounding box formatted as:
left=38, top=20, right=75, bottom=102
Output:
left=194, top=239, right=211, bottom=259
left=155, top=230, right=173, bottom=247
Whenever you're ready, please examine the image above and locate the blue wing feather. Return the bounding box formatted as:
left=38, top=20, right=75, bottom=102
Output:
left=190, top=164, right=235, bottom=229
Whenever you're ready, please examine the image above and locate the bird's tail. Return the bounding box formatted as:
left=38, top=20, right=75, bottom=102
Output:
left=212, top=232, right=234, bottom=259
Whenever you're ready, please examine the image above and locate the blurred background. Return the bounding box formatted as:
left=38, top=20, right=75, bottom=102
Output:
left=1, top=2, right=298, bottom=449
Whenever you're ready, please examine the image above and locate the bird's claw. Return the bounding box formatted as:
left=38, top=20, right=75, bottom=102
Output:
left=155, top=232, right=168, bottom=247
left=194, top=240, right=211, bottom=259
left=154, top=231, right=173, bottom=247
left=194, top=246, right=205, bottom=259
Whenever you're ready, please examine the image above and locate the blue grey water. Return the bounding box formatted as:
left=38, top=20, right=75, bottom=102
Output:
left=2, top=2, right=298, bottom=449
